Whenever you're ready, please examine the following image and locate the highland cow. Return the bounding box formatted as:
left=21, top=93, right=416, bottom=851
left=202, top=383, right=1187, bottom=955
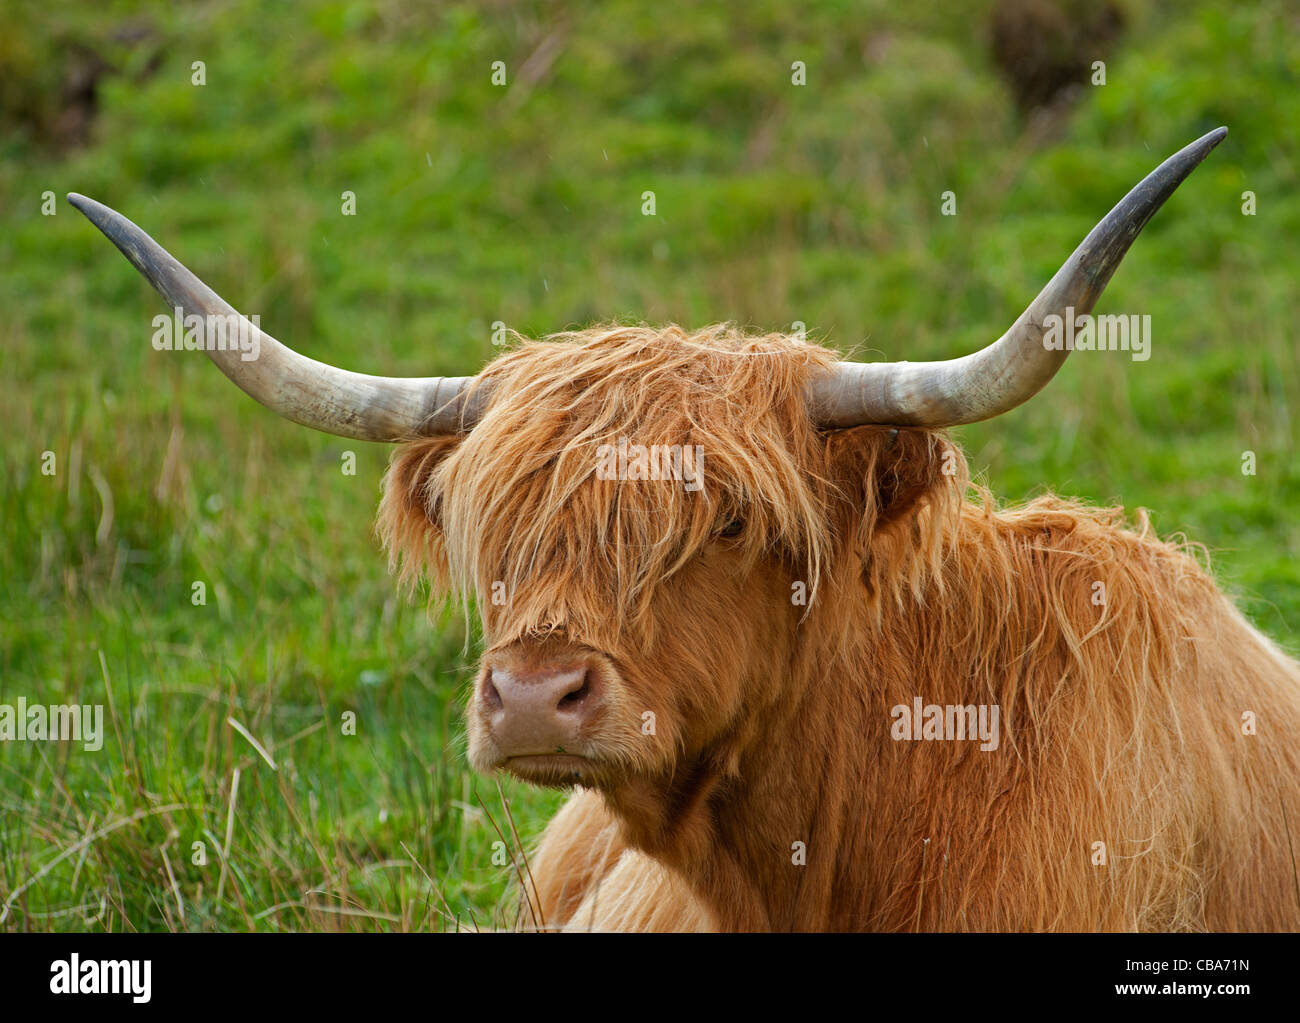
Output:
left=71, top=127, right=1300, bottom=931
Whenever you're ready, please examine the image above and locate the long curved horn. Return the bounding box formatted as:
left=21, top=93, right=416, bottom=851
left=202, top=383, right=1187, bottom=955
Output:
left=810, top=127, right=1228, bottom=428
left=68, top=194, right=480, bottom=440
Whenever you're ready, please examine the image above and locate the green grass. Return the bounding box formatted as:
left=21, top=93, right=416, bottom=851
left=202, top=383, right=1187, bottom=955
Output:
left=1, top=0, right=1297, bottom=930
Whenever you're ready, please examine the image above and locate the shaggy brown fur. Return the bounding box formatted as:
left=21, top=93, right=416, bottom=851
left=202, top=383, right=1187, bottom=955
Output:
left=378, top=324, right=1300, bottom=932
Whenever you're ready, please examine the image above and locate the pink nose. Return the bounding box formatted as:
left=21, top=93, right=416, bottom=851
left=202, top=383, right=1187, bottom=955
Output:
left=481, top=661, right=599, bottom=755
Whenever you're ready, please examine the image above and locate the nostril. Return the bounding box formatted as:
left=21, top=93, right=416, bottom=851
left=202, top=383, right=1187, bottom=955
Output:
left=556, top=671, right=592, bottom=712
left=483, top=674, right=503, bottom=712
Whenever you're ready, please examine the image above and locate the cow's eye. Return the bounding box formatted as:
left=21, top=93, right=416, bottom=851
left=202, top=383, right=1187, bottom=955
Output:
left=718, top=518, right=745, bottom=538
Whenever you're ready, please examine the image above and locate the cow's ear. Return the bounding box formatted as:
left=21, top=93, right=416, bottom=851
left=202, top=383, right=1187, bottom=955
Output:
left=377, top=436, right=463, bottom=590
left=824, top=426, right=960, bottom=543
left=870, top=427, right=958, bottom=530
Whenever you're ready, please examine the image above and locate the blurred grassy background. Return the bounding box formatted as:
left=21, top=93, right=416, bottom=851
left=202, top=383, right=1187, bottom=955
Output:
left=1, top=0, right=1296, bottom=931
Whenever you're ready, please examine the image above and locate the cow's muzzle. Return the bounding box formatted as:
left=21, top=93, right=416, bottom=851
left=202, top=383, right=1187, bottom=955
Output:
left=476, top=646, right=604, bottom=763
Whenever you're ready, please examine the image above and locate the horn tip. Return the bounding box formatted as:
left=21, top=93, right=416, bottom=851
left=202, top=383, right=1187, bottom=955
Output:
left=67, top=193, right=106, bottom=226
left=1193, top=126, right=1228, bottom=157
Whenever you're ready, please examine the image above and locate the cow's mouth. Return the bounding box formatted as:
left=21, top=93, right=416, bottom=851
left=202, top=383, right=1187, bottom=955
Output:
left=502, top=753, right=597, bottom=786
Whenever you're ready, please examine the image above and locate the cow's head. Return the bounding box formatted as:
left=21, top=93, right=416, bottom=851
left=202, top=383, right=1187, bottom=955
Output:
left=70, top=129, right=1225, bottom=797
left=376, top=325, right=961, bottom=791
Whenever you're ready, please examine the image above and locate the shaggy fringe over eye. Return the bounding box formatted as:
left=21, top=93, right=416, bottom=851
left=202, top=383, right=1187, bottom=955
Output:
left=376, top=323, right=903, bottom=645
